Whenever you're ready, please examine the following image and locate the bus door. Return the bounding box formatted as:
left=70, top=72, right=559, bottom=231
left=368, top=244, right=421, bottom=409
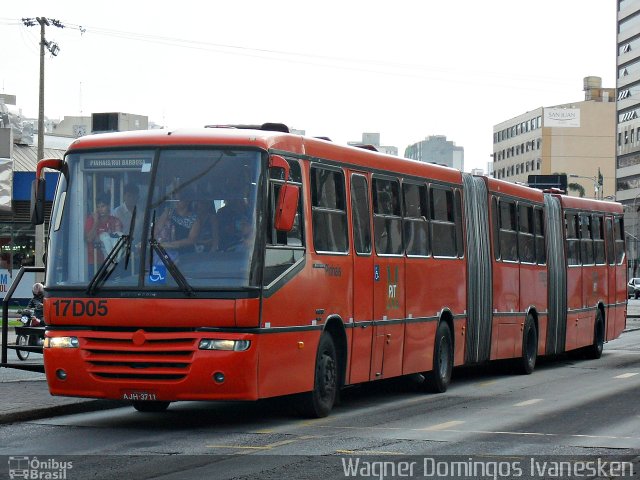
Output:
left=348, top=173, right=375, bottom=384
left=492, top=198, right=521, bottom=359
left=565, top=212, right=582, bottom=351
left=605, top=216, right=616, bottom=340
left=370, top=177, right=405, bottom=380
left=613, top=216, right=627, bottom=337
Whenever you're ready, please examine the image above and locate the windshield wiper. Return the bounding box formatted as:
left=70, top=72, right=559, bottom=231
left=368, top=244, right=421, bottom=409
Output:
left=86, top=207, right=138, bottom=295
left=124, top=206, right=137, bottom=269
left=148, top=210, right=194, bottom=297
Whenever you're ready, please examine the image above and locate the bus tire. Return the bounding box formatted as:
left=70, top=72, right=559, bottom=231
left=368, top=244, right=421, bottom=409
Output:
left=585, top=310, right=605, bottom=360
left=519, top=315, right=537, bottom=375
left=16, top=335, right=30, bottom=361
left=423, top=322, right=453, bottom=393
left=132, top=401, right=171, bottom=413
left=300, top=333, right=338, bottom=418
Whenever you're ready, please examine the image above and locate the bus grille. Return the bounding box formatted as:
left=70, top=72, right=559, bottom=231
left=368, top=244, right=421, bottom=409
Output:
left=81, top=330, right=197, bottom=381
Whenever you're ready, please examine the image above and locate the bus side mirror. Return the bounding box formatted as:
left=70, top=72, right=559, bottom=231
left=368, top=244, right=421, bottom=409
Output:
left=274, top=184, right=299, bottom=232
left=31, top=178, right=46, bottom=225
left=31, top=158, right=64, bottom=226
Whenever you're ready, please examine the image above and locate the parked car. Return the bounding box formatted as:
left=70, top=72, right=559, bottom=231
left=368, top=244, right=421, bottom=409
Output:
left=629, top=278, right=640, bottom=299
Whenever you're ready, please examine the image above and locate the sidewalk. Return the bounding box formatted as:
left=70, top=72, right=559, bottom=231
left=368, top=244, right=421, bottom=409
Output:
left=1, top=315, right=640, bottom=425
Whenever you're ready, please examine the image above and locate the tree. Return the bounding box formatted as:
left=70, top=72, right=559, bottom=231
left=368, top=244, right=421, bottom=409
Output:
left=552, top=172, right=585, bottom=197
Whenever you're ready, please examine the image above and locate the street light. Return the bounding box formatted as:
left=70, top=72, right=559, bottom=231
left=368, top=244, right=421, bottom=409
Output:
left=569, top=169, right=604, bottom=199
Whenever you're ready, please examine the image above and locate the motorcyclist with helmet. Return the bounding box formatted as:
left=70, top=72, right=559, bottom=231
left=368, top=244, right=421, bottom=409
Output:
left=27, top=282, right=45, bottom=326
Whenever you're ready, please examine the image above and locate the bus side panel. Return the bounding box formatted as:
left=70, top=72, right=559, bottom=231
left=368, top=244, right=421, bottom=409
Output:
left=615, top=261, right=628, bottom=338
left=256, top=330, right=318, bottom=398
left=259, top=255, right=352, bottom=398
left=402, top=257, right=435, bottom=375
left=372, top=257, right=405, bottom=379
left=491, top=261, right=520, bottom=360
left=565, top=265, right=583, bottom=351
left=519, top=264, right=547, bottom=353
left=579, top=265, right=606, bottom=348
left=404, top=257, right=466, bottom=370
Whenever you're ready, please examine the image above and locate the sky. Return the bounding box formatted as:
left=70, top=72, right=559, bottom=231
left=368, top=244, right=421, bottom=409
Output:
left=0, top=1, right=617, bottom=172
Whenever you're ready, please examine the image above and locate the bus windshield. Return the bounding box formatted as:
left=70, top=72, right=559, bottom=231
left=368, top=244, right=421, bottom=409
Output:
left=47, top=148, right=263, bottom=292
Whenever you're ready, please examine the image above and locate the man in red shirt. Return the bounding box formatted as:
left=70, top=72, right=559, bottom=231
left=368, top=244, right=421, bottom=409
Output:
left=85, top=193, right=123, bottom=275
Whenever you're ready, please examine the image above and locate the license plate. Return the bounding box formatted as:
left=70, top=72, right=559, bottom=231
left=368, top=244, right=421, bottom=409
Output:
left=121, top=391, right=158, bottom=401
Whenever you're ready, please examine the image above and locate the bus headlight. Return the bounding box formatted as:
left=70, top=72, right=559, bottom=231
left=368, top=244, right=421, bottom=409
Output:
left=199, top=339, right=251, bottom=351
left=44, top=337, right=79, bottom=348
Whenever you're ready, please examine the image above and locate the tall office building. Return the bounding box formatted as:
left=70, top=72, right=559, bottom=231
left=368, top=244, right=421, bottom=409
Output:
left=617, top=0, right=640, bottom=274
left=492, top=78, right=615, bottom=199
left=404, top=135, right=464, bottom=170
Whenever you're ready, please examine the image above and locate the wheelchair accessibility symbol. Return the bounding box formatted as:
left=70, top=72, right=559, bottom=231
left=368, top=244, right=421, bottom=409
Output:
left=149, top=265, right=167, bottom=284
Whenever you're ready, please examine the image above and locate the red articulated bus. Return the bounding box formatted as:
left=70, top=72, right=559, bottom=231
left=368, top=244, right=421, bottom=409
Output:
left=31, top=123, right=627, bottom=417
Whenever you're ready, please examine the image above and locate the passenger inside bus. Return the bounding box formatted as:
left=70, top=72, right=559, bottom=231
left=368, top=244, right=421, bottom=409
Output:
left=84, top=193, right=123, bottom=275
left=216, top=178, right=254, bottom=252
left=114, top=183, right=141, bottom=235
left=195, top=200, right=219, bottom=253
left=217, top=199, right=252, bottom=251
left=155, top=187, right=201, bottom=255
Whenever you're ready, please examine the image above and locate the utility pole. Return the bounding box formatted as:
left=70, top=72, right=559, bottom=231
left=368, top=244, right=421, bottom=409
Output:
left=22, top=17, right=64, bottom=273
left=22, top=17, right=64, bottom=161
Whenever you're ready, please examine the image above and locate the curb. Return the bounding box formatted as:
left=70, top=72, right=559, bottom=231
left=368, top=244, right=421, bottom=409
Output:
left=0, top=399, right=127, bottom=425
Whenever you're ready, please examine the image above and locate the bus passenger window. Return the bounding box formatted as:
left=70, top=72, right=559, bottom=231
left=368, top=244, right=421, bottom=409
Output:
left=311, top=167, right=348, bottom=253
left=499, top=200, right=518, bottom=262
left=518, top=204, right=535, bottom=264
left=373, top=178, right=402, bottom=255
left=430, top=187, right=456, bottom=258
left=454, top=189, right=464, bottom=257
left=402, top=183, right=429, bottom=256
left=614, top=216, right=626, bottom=264
left=565, top=213, right=580, bottom=266
left=534, top=207, right=546, bottom=264
left=351, top=174, right=371, bottom=254
left=593, top=216, right=605, bottom=265
left=605, top=217, right=615, bottom=266
left=580, top=214, right=594, bottom=265
left=492, top=197, right=500, bottom=260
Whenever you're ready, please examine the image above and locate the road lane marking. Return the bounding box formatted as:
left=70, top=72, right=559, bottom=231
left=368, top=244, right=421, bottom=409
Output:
left=311, top=425, right=640, bottom=441
left=336, top=450, right=404, bottom=455
left=207, top=439, right=297, bottom=450
left=513, top=399, right=543, bottom=407
left=614, top=372, right=639, bottom=379
left=422, top=420, right=465, bottom=431
left=478, top=380, right=497, bottom=387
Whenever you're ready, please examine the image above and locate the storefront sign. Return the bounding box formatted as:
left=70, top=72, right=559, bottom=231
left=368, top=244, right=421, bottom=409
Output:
left=0, top=270, right=36, bottom=301
left=543, top=108, right=581, bottom=128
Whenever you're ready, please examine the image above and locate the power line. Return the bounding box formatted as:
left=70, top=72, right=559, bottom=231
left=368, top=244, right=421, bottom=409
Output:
left=10, top=19, right=576, bottom=90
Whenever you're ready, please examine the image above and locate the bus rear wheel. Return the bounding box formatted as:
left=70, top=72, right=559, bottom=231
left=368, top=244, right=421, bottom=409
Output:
left=519, top=315, right=537, bottom=375
left=132, top=401, right=171, bottom=412
left=585, top=310, right=605, bottom=360
left=423, top=322, right=453, bottom=393
left=299, top=333, right=338, bottom=418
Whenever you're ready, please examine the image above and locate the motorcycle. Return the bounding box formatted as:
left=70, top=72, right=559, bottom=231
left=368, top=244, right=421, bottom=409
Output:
left=15, top=308, right=45, bottom=361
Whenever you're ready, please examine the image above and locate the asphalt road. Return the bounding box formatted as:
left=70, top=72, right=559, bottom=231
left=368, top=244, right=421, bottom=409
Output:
left=1, top=325, right=639, bottom=479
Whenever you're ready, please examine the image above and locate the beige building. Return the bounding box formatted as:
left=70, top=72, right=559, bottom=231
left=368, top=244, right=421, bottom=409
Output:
left=492, top=77, right=615, bottom=199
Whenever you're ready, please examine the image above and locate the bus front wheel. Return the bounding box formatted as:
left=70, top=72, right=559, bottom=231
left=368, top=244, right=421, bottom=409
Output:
left=299, top=333, right=338, bottom=418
